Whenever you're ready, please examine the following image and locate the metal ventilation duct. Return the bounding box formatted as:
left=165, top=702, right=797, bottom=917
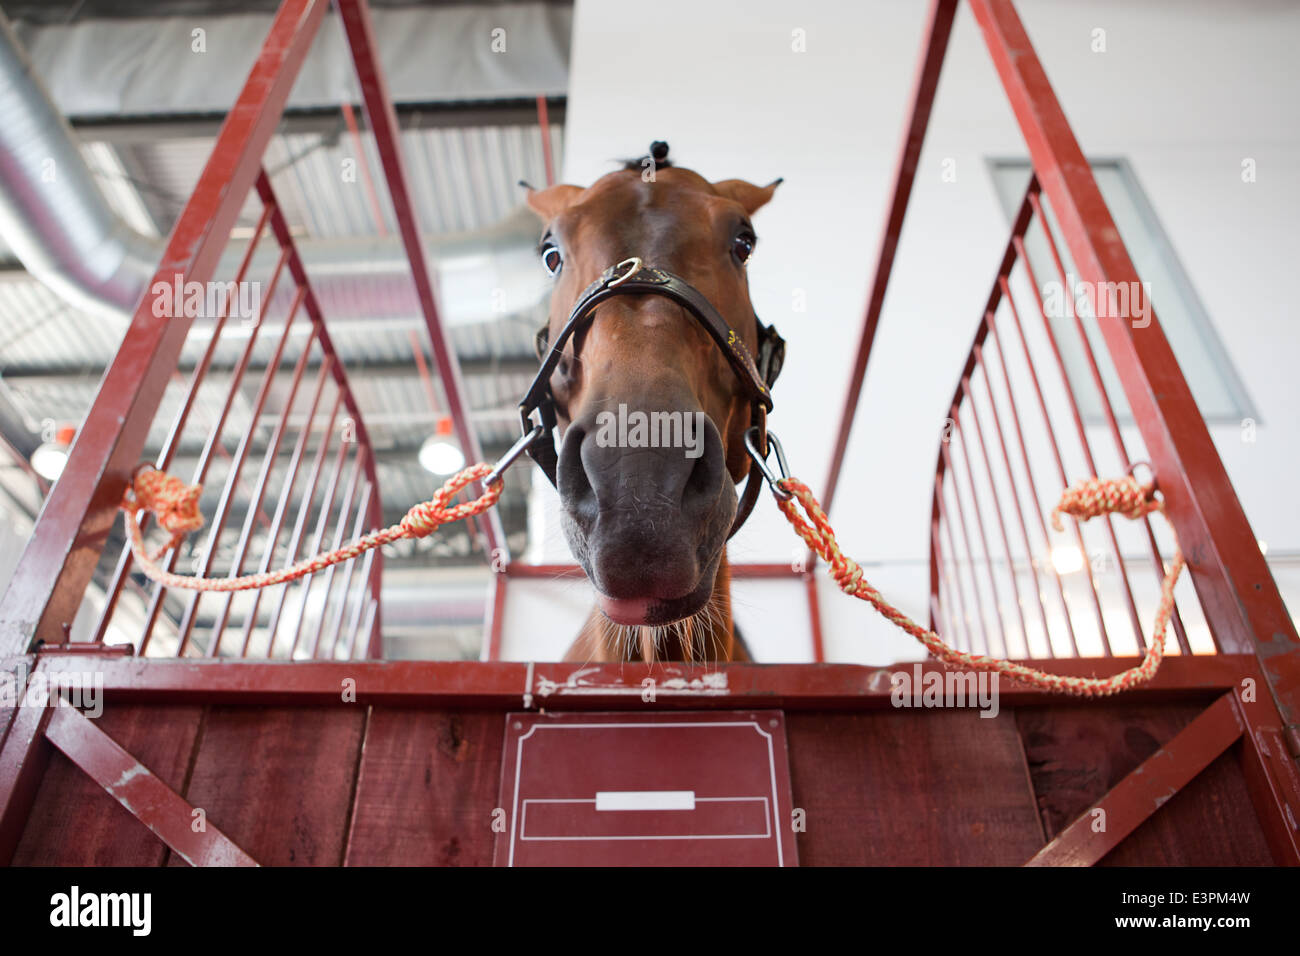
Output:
left=0, top=8, right=553, bottom=326
left=0, top=10, right=161, bottom=318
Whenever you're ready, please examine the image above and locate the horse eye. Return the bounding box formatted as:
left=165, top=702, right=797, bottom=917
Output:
left=541, top=242, right=563, bottom=276
left=732, top=232, right=756, bottom=264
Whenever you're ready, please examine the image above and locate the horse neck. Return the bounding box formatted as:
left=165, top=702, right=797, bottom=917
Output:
left=581, top=549, right=736, bottom=663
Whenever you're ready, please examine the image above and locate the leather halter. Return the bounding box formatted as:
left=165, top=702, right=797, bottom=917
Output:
left=518, top=257, right=786, bottom=538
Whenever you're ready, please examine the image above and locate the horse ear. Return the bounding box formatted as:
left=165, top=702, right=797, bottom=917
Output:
left=524, top=183, right=584, bottom=220
left=711, top=178, right=783, bottom=215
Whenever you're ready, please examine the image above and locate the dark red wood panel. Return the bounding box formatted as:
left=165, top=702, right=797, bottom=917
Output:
left=1101, top=746, right=1273, bottom=866
left=177, top=706, right=365, bottom=866
left=1017, top=698, right=1273, bottom=865
left=785, top=709, right=1044, bottom=865
left=344, top=709, right=503, bottom=866
left=1016, top=700, right=1205, bottom=838
left=13, top=705, right=202, bottom=866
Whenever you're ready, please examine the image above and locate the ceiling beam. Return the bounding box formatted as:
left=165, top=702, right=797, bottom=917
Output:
left=0, top=354, right=540, bottom=383
left=70, top=98, right=567, bottom=145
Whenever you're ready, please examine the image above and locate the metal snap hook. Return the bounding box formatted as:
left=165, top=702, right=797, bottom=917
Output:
left=485, top=424, right=544, bottom=487
left=1126, top=460, right=1158, bottom=500
left=744, top=425, right=792, bottom=500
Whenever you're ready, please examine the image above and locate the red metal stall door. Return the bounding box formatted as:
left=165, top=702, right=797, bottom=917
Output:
left=494, top=711, right=799, bottom=867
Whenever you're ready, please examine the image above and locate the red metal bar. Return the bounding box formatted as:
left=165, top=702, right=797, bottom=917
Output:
left=262, top=392, right=343, bottom=655
left=340, top=101, right=389, bottom=236
left=536, top=95, right=555, bottom=187
left=286, top=439, right=353, bottom=659
left=337, top=0, right=507, bottom=563
left=137, top=249, right=291, bottom=655
left=0, top=429, right=47, bottom=496
left=972, top=342, right=1054, bottom=657
left=306, top=461, right=365, bottom=658
left=25, top=652, right=1269, bottom=710
left=407, top=327, right=487, bottom=553
left=175, top=286, right=304, bottom=655
left=971, top=0, right=1296, bottom=720
left=939, top=474, right=990, bottom=656
left=944, top=435, right=1007, bottom=657
left=930, top=182, right=1040, bottom=660
left=43, top=702, right=258, bottom=866
left=935, top=511, right=975, bottom=652
left=362, top=597, right=381, bottom=659
left=364, top=465, right=383, bottom=657
left=481, top=571, right=508, bottom=662
left=821, top=0, right=958, bottom=516
left=934, top=571, right=961, bottom=653
left=982, top=317, right=1079, bottom=656
left=959, top=372, right=1031, bottom=656
left=1028, top=191, right=1190, bottom=655
left=804, top=574, right=825, bottom=663
left=998, top=272, right=1110, bottom=653
left=1024, top=693, right=1243, bottom=866
left=1014, top=241, right=1141, bottom=654
left=252, top=172, right=382, bottom=542
left=341, top=545, right=376, bottom=659
left=237, top=358, right=333, bottom=656
left=0, top=0, right=329, bottom=655
left=1234, top=714, right=1300, bottom=865
left=322, top=482, right=373, bottom=659
left=205, top=323, right=317, bottom=654
left=0, top=669, right=52, bottom=864
left=92, top=207, right=274, bottom=645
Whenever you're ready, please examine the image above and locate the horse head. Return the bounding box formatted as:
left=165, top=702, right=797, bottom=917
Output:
left=523, top=143, right=784, bottom=660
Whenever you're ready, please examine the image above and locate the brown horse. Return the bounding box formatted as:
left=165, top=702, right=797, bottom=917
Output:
left=523, top=143, right=783, bottom=664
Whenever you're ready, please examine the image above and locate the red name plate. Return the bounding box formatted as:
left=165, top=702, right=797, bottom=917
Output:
left=494, top=710, right=799, bottom=866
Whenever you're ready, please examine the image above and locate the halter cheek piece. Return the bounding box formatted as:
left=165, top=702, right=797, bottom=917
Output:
left=513, top=257, right=786, bottom=538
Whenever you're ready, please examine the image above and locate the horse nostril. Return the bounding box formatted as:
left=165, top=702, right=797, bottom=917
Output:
left=557, top=424, right=598, bottom=527
left=681, top=419, right=725, bottom=518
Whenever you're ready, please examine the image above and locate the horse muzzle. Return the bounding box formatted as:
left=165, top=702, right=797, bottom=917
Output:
left=557, top=408, right=734, bottom=624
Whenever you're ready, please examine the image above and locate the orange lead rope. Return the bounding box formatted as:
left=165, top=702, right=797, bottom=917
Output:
left=120, top=459, right=1182, bottom=697
left=121, top=463, right=502, bottom=593
left=773, top=473, right=1184, bottom=697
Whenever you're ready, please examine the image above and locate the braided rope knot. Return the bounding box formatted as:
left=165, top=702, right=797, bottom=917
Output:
left=1051, top=474, right=1157, bottom=531
left=125, top=467, right=204, bottom=537
left=398, top=465, right=500, bottom=539
left=399, top=503, right=442, bottom=538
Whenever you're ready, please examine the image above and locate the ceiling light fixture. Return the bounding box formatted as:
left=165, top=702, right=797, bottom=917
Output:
left=30, top=425, right=77, bottom=481
left=419, top=416, right=465, bottom=476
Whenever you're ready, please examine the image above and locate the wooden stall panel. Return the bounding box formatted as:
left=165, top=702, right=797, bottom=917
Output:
left=344, top=709, right=503, bottom=866
left=13, top=705, right=202, bottom=866
left=177, top=706, right=365, bottom=866
left=786, top=709, right=1045, bottom=865
left=1103, top=748, right=1272, bottom=866
left=1017, top=701, right=1273, bottom=865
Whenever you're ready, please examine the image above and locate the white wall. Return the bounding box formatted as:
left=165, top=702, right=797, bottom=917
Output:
left=501, top=0, right=1300, bottom=662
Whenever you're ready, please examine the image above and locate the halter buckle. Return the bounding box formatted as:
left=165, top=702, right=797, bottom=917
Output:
left=744, top=425, right=792, bottom=500
left=607, top=256, right=643, bottom=288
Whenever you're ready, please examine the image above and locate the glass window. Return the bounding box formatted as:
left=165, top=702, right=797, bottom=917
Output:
left=989, top=159, right=1256, bottom=425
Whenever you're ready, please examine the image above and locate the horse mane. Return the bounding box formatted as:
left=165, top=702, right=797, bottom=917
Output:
left=621, top=140, right=673, bottom=172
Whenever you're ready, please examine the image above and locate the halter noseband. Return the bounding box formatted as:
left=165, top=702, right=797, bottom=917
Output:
left=517, top=256, right=786, bottom=538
